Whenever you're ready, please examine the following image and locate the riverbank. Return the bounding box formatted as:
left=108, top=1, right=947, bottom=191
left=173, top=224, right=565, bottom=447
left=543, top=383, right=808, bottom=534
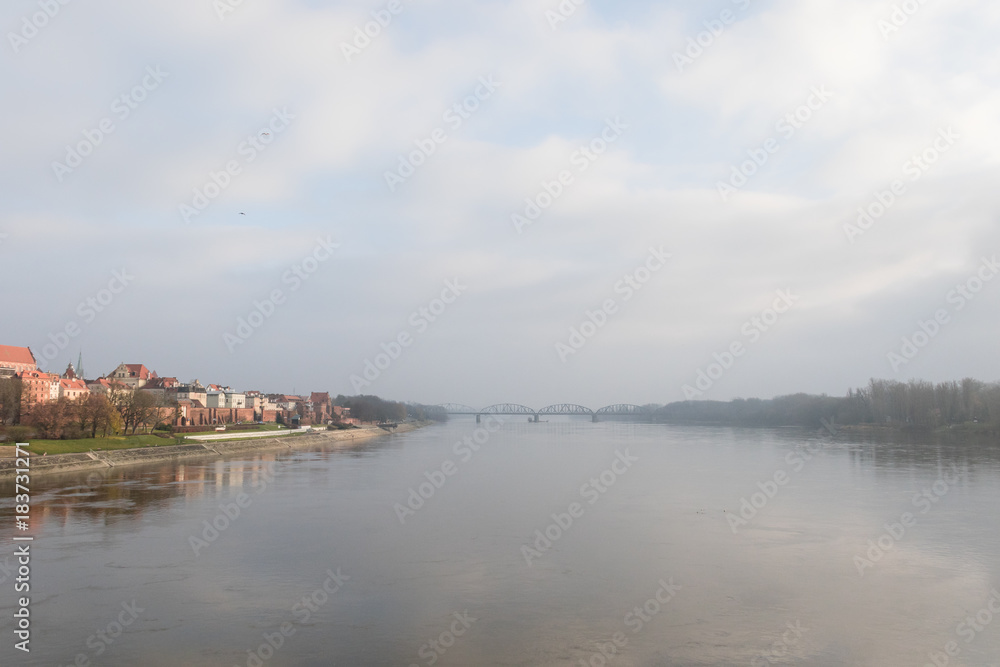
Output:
left=0, top=423, right=424, bottom=479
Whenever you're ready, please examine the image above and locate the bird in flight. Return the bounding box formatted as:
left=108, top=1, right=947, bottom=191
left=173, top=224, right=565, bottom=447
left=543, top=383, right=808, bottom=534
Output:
left=239, top=212, right=246, bottom=216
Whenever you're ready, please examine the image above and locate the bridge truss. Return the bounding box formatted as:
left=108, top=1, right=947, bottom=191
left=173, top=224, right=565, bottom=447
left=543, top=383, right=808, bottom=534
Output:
left=538, top=404, right=594, bottom=416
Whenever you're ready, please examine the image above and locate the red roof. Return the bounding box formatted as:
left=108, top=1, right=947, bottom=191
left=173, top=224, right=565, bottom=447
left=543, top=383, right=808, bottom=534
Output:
left=0, top=345, right=36, bottom=367
left=19, top=370, right=58, bottom=380
left=60, top=379, right=88, bottom=390
left=124, top=364, right=152, bottom=379
left=310, top=392, right=331, bottom=403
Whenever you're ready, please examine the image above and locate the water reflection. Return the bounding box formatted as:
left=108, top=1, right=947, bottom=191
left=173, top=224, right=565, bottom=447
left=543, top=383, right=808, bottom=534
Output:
left=0, top=423, right=997, bottom=666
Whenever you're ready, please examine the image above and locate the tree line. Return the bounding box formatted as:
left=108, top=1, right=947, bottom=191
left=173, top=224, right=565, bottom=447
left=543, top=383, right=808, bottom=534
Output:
left=653, top=378, right=1000, bottom=431
left=331, top=394, right=446, bottom=423
left=0, top=377, right=177, bottom=440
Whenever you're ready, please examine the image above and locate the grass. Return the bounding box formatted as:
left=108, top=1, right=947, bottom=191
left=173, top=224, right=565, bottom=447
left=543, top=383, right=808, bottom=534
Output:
left=13, top=434, right=183, bottom=456
left=4, top=424, right=325, bottom=455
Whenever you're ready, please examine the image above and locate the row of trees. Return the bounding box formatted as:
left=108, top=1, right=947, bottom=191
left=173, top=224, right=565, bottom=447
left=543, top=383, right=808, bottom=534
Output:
left=654, top=378, right=1000, bottom=431
left=0, top=377, right=178, bottom=440
left=329, top=395, right=447, bottom=423
left=333, top=394, right=408, bottom=423
left=840, top=378, right=1000, bottom=428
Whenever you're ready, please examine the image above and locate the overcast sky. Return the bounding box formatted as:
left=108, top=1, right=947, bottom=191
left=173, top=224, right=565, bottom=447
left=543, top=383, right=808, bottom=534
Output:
left=2, top=0, right=997, bottom=409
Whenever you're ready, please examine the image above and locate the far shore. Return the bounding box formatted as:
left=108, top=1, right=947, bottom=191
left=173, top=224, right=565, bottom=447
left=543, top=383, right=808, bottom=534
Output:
left=0, top=422, right=425, bottom=479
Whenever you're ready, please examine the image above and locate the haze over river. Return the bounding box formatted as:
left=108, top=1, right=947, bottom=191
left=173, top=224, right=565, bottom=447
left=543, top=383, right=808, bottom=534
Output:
left=2, top=420, right=999, bottom=666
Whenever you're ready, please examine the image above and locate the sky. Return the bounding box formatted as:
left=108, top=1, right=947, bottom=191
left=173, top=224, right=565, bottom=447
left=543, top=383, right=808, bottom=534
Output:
left=1, top=0, right=998, bottom=409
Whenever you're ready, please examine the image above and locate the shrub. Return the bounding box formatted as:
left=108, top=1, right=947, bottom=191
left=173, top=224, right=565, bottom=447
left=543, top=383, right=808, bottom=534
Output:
left=2, top=425, right=35, bottom=443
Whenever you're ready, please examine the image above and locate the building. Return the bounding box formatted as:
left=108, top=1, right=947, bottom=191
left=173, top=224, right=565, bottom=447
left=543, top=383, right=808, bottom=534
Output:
left=270, top=395, right=303, bottom=411
left=140, top=377, right=179, bottom=401
left=87, top=378, right=123, bottom=395
left=245, top=391, right=278, bottom=422
left=202, top=385, right=246, bottom=410
left=59, top=378, right=90, bottom=401
left=19, top=370, right=60, bottom=406
left=309, top=392, right=333, bottom=423
left=174, top=401, right=255, bottom=427
left=223, top=391, right=246, bottom=409
left=176, top=381, right=208, bottom=408
left=108, top=363, right=156, bottom=388
left=0, top=345, right=37, bottom=378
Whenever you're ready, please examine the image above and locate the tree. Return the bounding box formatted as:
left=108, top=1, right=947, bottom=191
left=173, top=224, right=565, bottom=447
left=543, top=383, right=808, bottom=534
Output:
left=25, top=398, right=71, bottom=439
left=0, top=377, right=22, bottom=425
left=132, top=391, right=161, bottom=434
left=107, top=384, right=138, bottom=434
left=81, top=393, right=117, bottom=438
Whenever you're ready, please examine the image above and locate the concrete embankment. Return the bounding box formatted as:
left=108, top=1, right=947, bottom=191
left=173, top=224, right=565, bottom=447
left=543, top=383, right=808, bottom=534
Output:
left=0, top=424, right=421, bottom=478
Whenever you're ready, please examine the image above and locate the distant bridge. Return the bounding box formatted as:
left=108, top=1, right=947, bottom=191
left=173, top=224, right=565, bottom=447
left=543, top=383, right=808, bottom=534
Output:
left=437, top=403, right=651, bottom=423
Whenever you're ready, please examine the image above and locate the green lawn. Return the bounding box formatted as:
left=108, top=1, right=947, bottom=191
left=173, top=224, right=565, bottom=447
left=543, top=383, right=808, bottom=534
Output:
left=21, top=434, right=184, bottom=455
left=12, top=424, right=301, bottom=455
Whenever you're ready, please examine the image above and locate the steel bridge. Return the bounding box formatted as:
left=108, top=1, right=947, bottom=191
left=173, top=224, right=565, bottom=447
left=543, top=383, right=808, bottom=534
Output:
left=437, top=403, right=651, bottom=422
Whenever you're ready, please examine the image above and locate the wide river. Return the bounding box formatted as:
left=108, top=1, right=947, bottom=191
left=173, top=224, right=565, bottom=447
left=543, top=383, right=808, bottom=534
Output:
left=2, top=419, right=999, bottom=666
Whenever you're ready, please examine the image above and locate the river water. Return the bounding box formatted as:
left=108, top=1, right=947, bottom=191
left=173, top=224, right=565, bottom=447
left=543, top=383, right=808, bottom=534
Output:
left=2, top=419, right=999, bottom=666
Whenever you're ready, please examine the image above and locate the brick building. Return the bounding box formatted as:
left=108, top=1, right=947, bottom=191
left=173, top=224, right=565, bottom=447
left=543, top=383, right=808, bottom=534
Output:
left=0, top=345, right=37, bottom=378
left=19, top=370, right=60, bottom=406
left=309, top=392, right=333, bottom=423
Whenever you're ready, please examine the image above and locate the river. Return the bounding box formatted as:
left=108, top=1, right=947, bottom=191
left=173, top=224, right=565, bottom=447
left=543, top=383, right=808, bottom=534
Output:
left=2, top=419, right=999, bottom=666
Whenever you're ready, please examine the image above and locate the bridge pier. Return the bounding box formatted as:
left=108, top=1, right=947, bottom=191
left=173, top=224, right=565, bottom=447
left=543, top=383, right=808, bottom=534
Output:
left=476, top=414, right=481, bottom=423
left=533, top=414, right=539, bottom=422
left=592, top=414, right=598, bottom=423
